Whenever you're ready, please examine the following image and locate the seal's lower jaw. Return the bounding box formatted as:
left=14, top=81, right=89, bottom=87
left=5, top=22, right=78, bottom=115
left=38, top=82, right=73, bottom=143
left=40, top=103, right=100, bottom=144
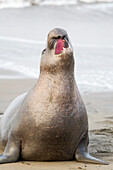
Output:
left=55, top=39, right=73, bottom=56
left=60, top=47, right=73, bottom=54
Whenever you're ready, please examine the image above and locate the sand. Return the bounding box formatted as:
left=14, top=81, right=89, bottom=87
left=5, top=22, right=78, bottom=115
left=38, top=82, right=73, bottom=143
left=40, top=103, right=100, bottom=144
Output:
left=0, top=77, right=113, bottom=169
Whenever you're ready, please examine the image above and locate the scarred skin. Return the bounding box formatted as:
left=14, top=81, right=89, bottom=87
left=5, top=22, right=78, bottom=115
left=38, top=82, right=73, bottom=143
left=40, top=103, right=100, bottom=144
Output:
left=0, top=28, right=108, bottom=164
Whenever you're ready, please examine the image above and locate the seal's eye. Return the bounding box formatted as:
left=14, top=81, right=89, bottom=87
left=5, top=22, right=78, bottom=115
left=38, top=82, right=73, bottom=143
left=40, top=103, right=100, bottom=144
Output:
left=42, top=49, right=46, bottom=55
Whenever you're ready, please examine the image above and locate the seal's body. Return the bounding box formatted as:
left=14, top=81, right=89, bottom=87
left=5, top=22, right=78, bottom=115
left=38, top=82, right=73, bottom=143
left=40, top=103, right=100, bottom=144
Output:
left=0, top=28, right=108, bottom=164
left=14, top=74, right=87, bottom=161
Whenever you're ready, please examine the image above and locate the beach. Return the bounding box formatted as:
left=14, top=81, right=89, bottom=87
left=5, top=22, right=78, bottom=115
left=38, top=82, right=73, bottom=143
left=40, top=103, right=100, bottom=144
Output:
left=0, top=3, right=113, bottom=169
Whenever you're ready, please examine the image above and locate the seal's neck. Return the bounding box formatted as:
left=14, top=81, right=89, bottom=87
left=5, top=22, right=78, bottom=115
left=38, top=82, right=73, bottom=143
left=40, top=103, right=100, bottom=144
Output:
left=38, top=69, right=75, bottom=91
left=40, top=70, right=75, bottom=79
left=40, top=58, right=74, bottom=75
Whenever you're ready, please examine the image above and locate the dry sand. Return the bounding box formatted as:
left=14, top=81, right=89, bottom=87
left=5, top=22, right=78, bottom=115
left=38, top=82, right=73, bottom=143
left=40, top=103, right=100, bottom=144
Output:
left=0, top=77, right=113, bottom=169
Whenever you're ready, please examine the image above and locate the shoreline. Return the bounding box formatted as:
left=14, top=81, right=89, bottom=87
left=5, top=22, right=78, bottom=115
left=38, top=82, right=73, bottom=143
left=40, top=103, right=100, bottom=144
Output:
left=0, top=78, right=37, bottom=113
left=0, top=78, right=113, bottom=113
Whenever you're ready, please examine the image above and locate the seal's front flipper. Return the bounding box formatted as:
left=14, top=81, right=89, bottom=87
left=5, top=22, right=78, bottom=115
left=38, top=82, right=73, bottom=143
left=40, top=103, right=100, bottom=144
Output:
left=0, top=138, right=20, bottom=164
left=75, top=137, right=109, bottom=165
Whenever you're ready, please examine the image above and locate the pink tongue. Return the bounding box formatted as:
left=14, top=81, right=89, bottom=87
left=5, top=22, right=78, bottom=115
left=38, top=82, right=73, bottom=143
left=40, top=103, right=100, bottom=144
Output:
left=55, top=39, right=64, bottom=54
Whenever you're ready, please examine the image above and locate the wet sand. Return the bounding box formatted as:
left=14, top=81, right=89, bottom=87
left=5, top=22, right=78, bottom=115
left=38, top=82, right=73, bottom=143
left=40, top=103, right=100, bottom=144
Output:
left=0, top=161, right=113, bottom=170
left=0, top=77, right=113, bottom=169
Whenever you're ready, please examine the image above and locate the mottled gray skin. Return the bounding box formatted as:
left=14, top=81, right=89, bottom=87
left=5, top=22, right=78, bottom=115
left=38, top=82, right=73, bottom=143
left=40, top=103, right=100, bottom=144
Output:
left=0, top=28, right=108, bottom=164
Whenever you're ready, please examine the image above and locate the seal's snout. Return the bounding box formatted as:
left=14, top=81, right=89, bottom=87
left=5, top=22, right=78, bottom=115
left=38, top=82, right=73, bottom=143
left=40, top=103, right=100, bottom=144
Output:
left=47, top=28, right=73, bottom=55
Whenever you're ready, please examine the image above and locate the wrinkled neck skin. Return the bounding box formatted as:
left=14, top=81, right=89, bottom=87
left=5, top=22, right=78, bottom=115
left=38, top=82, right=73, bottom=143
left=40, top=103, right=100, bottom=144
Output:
left=40, top=47, right=74, bottom=79
left=34, top=45, right=77, bottom=109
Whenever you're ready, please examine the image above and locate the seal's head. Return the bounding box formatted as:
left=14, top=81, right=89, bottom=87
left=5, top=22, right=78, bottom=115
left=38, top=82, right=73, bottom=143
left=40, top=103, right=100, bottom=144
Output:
left=40, top=28, right=74, bottom=74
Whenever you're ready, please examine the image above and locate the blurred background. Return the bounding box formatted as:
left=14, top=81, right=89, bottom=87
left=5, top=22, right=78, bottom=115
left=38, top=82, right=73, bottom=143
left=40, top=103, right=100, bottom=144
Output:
left=0, top=0, right=113, bottom=165
left=0, top=0, right=113, bottom=112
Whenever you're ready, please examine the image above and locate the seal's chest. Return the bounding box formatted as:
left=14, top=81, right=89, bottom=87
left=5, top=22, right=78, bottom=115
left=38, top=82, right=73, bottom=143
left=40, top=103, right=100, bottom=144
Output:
left=29, top=85, right=76, bottom=114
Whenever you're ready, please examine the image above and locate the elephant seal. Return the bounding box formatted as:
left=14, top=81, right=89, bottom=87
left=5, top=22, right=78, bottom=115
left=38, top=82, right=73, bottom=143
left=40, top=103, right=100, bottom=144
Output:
left=0, top=28, right=108, bottom=164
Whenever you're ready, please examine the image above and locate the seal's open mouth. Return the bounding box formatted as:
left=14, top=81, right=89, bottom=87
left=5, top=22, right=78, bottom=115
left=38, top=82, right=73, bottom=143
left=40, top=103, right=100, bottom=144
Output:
left=55, top=39, right=69, bottom=55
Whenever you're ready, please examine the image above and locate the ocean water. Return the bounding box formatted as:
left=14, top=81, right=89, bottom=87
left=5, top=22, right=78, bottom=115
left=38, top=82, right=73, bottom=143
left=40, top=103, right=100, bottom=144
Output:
left=0, top=36, right=43, bottom=78
left=0, top=3, right=113, bottom=93
left=0, top=36, right=113, bottom=93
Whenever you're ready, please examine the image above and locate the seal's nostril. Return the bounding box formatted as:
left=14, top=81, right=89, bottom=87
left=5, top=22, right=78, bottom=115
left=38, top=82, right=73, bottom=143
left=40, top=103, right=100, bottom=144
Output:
left=62, top=36, right=66, bottom=40
left=57, top=36, right=61, bottom=39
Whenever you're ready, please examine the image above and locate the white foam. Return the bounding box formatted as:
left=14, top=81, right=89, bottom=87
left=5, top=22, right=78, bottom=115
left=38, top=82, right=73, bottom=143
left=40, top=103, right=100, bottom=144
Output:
left=0, top=2, right=31, bottom=9
left=79, top=0, right=113, bottom=3
left=0, top=36, right=44, bottom=45
left=39, top=0, right=77, bottom=6
left=0, top=60, right=39, bottom=79
left=0, top=0, right=113, bottom=9
left=38, top=0, right=113, bottom=6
